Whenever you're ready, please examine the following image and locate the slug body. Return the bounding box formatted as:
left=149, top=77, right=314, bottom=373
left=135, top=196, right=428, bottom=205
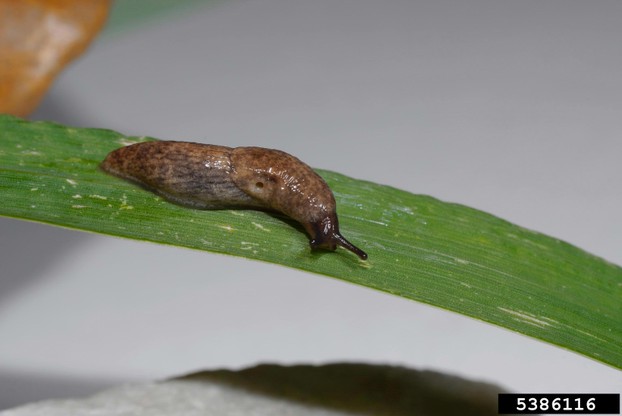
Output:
left=101, top=141, right=367, bottom=260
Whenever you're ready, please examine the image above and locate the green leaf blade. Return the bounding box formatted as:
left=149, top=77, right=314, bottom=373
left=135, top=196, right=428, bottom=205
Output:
left=1, top=114, right=620, bottom=368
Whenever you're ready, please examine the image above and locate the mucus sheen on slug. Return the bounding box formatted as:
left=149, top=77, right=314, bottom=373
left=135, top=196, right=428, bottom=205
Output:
left=101, top=141, right=368, bottom=260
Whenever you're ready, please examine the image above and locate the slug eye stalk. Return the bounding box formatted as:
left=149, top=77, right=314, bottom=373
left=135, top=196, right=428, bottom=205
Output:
left=307, top=215, right=368, bottom=260
left=311, top=233, right=367, bottom=260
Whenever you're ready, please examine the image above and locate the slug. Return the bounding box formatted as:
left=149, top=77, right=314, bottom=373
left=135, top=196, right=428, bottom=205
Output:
left=100, top=141, right=368, bottom=260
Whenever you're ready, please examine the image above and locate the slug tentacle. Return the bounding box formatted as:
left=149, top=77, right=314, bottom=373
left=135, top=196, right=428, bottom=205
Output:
left=306, top=214, right=368, bottom=260
left=101, top=141, right=367, bottom=260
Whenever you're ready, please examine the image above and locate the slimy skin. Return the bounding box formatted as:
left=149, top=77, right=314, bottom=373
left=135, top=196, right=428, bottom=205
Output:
left=101, top=141, right=368, bottom=260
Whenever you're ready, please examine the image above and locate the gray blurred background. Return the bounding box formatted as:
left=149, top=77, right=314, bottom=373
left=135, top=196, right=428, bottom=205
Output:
left=1, top=0, right=621, bottom=409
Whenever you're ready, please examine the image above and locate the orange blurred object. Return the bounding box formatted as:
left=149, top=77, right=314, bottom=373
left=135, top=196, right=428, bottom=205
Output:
left=0, top=0, right=111, bottom=117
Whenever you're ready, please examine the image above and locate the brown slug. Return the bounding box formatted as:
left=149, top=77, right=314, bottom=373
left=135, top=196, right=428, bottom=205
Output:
left=101, top=141, right=368, bottom=260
